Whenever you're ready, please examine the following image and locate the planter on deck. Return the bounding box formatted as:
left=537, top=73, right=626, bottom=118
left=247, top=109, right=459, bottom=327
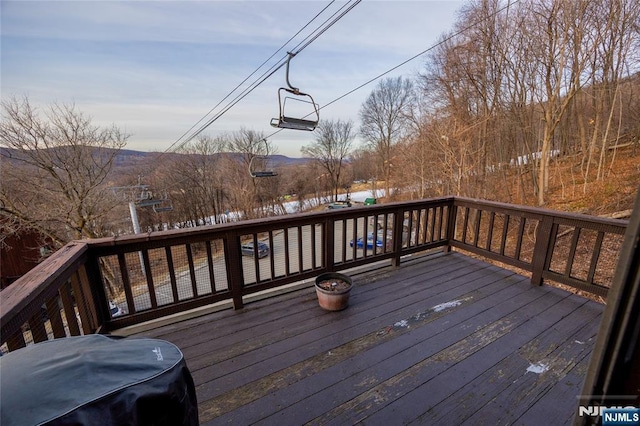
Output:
left=315, top=272, right=353, bottom=311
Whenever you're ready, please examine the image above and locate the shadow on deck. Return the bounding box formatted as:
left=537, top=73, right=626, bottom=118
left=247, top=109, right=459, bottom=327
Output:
left=132, top=251, right=604, bottom=425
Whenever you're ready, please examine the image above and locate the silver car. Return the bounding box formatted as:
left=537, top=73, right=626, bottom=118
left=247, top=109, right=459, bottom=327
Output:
left=241, top=241, right=270, bottom=258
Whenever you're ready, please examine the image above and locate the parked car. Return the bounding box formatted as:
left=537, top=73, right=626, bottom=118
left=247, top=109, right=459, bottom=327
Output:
left=241, top=241, right=270, bottom=258
left=109, top=300, right=124, bottom=318
left=350, top=232, right=392, bottom=250
left=327, top=200, right=352, bottom=209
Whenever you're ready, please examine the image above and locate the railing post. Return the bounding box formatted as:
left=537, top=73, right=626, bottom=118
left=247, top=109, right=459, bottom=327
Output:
left=444, top=200, right=457, bottom=252
left=531, top=215, right=554, bottom=286
left=391, top=207, right=405, bottom=267
left=225, top=233, right=245, bottom=310
left=84, top=255, right=110, bottom=332
left=324, top=219, right=335, bottom=272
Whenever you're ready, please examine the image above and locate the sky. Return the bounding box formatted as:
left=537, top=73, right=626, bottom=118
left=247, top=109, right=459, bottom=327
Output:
left=1, top=0, right=462, bottom=158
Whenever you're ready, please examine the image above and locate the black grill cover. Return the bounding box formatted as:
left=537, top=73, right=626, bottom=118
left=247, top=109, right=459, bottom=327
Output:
left=0, top=335, right=198, bottom=425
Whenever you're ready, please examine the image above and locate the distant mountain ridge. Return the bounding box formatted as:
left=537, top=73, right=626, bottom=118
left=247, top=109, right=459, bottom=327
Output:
left=111, top=150, right=312, bottom=167
left=1, top=146, right=312, bottom=168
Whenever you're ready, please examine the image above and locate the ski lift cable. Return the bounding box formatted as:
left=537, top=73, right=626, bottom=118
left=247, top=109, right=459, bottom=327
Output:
left=156, top=0, right=517, bottom=194
left=288, top=0, right=362, bottom=57
left=161, top=0, right=357, bottom=156
left=263, top=0, right=518, bottom=141
left=160, top=0, right=338, bottom=156
left=268, top=0, right=362, bottom=132
left=173, top=0, right=363, bottom=150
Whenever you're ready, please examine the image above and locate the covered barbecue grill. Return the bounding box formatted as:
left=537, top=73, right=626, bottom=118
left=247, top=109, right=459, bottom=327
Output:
left=0, top=334, right=198, bottom=425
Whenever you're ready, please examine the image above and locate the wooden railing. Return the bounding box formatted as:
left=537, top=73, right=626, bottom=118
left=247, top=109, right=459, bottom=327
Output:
left=449, top=198, right=627, bottom=298
left=0, top=197, right=628, bottom=353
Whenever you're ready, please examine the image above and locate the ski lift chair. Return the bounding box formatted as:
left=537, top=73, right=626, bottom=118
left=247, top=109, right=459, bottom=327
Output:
left=135, top=188, right=153, bottom=203
left=153, top=199, right=173, bottom=213
left=249, top=148, right=278, bottom=178
left=270, top=53, right=319, bottom=131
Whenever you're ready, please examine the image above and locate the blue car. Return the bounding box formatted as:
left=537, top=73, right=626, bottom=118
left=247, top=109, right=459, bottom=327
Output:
left=350, top=232, right=391, bottom=250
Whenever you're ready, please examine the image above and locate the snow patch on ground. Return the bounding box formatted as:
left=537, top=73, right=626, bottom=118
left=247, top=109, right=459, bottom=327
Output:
left=432, top=300, right=463, bottom=312
left=526, top=362, right=549, bottom=374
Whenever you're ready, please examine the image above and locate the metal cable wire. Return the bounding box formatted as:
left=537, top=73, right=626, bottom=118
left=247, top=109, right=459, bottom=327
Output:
left=264, top=0, right=518, bottom=141
left=158, top=0, right=517, bottom=192
left=162, top=0, right=360, bottom=156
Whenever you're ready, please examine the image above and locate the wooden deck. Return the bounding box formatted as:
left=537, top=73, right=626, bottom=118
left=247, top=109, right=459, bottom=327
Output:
left=133, top=251, right=605, bottom=425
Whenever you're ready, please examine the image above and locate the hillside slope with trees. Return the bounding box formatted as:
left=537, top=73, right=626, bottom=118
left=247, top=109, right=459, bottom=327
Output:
left=2, top=0, right=639, bottom=253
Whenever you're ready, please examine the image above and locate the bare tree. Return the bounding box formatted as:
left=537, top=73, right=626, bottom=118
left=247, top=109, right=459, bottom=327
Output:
left=301, top=119, right=355, bottom=201
left=0, top=97, right=128, bottom=244
left=519, top=0, right=595, bottom=205
left=164, top=134, right=228, bottom=226
left=584, top=0, right=640, bottom=184
left=360, top=77, right=414, bottom=197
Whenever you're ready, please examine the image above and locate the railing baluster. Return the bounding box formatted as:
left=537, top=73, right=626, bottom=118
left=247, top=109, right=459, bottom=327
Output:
left=500, top=214, right=510, bottom=256
left=284, top=228, right=291, bottom=275
left=59, top=281, right=80, bottom=336
left=462, top=207, right=470, bottom=244
left=6, top=331, right=26, bottom=351
left=437, top=206, right=444, bottom=242
left=565, top=227, right=581, bottom=278
left=46, top=297, right=66, bottom=339
left=297, top=226, right=304, bottom=272
left=141, top=250, right=158, bottom=309
left=311, top=225, right=317, bottom=269
left=474, top=208, right=482, bottom=248
left=415, top=209, right=422, bottom=246
left=186, top=243, right=199, bottom=296
left=486, top=211, right=496, bottom=251
left=364, top=215, right=371, bottom=258
left=383, top=213, right=390, bottom=250
left=515, top=217, right=526, bottom=260
left=268, top=231, right=276, bottom=279
left=71, top=270, right=93, bottom=334
left=407, top=209, right=414, bottom=247
left=165, top=246, right=180, bottom=302
left=587, top=231, right=605, bottom=285
left=205, top=241, right=217, bottom=294
left=427, top=207, right=434, bottom=243
left=117, top=253, right=136, bottom=315
left=373, top=215, right=380, bottom=255
left=28, top=315, right=47, bottom=343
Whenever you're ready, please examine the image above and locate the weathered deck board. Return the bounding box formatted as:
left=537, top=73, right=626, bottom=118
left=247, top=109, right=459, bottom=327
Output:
left=133, top=251, right=604, bottom=425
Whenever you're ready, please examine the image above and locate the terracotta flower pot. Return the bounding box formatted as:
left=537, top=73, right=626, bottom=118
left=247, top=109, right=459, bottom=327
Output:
left=315, top=272, right=353, bottom=311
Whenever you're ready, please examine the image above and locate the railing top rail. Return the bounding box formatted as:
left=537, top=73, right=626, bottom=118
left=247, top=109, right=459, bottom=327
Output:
left=453, top=196, right=629, bottom=229
left=0, top=241, right=88, bottom=330
left=85, top=197, right=457, bottom=250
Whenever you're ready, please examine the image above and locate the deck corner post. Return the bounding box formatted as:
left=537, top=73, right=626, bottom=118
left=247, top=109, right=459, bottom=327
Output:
left=444, top=200, right=457, bottom=253
left=84, top=251, right=111, bottom=330
left=225, top=233, right=245, bottom=310
left=531, top=215, right=554, bottom=286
